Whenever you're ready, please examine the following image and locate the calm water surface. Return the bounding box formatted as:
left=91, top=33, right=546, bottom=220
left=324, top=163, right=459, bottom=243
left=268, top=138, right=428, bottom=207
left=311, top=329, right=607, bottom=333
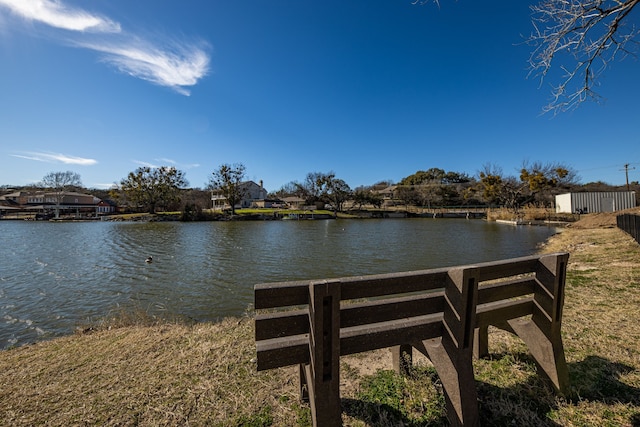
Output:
left=0, top=219, right=558, bottom=349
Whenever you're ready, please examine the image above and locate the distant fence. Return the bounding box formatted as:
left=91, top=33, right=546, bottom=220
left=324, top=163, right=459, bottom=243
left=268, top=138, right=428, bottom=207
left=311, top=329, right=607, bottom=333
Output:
left=617, top=214, right=640, bottom=244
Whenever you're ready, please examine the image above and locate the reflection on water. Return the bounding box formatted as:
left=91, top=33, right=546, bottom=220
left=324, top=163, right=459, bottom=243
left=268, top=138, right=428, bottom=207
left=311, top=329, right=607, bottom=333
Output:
left=0, top=219, right=557, bottom=348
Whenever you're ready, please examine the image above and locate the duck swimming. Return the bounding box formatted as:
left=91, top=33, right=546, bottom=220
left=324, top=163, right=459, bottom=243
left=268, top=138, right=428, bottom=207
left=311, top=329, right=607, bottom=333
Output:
left=145, top=256, right=153, bottom=263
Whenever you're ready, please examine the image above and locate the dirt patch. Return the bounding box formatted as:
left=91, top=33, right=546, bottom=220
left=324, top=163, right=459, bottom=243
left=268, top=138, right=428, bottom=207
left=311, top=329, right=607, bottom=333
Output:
left=568, top=206, right=640, bottom=229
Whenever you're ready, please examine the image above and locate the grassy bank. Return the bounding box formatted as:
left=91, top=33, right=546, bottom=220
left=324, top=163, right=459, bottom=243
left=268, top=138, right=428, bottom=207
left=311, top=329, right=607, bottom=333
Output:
left=1, top=214, right=639, bottom=426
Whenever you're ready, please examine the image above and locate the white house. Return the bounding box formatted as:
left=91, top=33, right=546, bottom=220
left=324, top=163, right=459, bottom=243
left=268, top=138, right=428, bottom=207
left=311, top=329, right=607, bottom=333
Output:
left=211, top=180, right=268, bottom=210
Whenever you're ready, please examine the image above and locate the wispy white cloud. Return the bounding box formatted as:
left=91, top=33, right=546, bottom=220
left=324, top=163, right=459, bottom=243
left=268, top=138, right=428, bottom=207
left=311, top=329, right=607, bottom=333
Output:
left=80, top=38, right=210, bottom=96
left=93, top=182, right=118, bottom=189
left=135, top=159, right=201, bottom=169
left=0, top=0, right=210, bottom=94
left=132, top=160, right=158, bottom=168
left=11, top=151, right=98, bottom=165
left=0, top=0, right=120, bottom=33
left=155, top=158, right=200, bottom=169
left=157, top=158, right=177, bottom=165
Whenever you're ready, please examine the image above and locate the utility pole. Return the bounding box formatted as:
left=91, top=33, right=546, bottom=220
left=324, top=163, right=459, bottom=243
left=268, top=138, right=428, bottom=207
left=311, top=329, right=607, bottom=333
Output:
left=620, top=163, right=636, bottom=191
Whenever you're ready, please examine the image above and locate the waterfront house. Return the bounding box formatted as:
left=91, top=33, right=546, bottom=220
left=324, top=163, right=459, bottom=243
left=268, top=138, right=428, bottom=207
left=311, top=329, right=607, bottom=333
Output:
left=373, top=185, right=398, bottom=207
left=253, top=198, right=285, bottom=209
left=0, top=191, right=103, bottom=218
left=211, top=180, right=268, bottom=210
left=96, top=199, right=118, bottom=214
left=282, top=196, right=306, bottom=209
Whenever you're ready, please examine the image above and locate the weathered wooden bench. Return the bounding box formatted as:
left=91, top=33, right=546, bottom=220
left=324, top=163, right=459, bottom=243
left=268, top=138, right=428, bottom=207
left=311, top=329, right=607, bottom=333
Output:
left=254, top=252, right=569, bottom=426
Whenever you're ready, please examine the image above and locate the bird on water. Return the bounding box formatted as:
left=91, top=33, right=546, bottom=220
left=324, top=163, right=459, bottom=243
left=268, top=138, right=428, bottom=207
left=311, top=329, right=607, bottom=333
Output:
left=145, top=256, right=153, bottom=263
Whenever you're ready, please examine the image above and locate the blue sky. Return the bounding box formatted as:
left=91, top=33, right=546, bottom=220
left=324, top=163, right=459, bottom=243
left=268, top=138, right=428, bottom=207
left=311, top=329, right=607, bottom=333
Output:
left=0, top=0, right=638, bottom=191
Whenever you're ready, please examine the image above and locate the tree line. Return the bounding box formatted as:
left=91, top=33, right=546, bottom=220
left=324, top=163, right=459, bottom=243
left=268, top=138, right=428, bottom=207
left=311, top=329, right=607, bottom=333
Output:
left=8, top=161, right=637, bottom=216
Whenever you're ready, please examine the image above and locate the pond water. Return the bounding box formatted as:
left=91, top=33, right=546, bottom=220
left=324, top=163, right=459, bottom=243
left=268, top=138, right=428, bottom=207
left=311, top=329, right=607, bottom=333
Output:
left=0, top=218, right=558, bottom=349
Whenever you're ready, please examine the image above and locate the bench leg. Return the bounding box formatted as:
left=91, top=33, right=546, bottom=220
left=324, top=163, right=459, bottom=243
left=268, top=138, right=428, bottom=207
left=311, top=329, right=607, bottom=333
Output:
left=302, top=363, right=341, bottom=426
left=299, top=364, right=309, bottom=402
left=417, top=338, right=478, bottom=427
left=392, top=344, right=413, bottom=376
left=508, top=318, right=569, bottom=394
left=473, top=320, right=514, bottom=359
left=473, top=327, right=488, bottom=359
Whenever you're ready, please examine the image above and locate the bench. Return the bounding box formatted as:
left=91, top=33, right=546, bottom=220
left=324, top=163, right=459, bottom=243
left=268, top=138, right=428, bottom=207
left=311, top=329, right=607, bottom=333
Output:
left=254, top=252, right=569, bottom=426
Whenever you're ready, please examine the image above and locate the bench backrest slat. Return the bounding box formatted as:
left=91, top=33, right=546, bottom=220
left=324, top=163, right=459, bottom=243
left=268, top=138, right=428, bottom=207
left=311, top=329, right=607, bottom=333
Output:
left=341, top=292, right=445, bottom=328
left=339, top=269, right=449, bottom=300
left=255, top=309, right=308, bottom=341
left=255, top=335, right=308, bottom=371
left=477, top=277, right=536, bottom=304
left=255, top=292, right=446, bottom=342
left=476, top=297, right=534, bottom=327
left=340, top=313, right=443, bottom=355
left=475, top=255, right=539, bottom=281
left=255, top=269, right=450, bottom=310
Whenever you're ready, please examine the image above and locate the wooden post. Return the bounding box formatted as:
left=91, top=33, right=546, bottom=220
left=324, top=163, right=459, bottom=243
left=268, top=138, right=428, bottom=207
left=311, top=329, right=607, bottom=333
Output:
left=392, top=344, right=413, bottom=376
left=304, top=280, right=342, bottom=426
left=473, top=326, right=488, bottom=359
left=299, top=364, right=309, bottom=402
left=424, top=266, right=479, bottom=427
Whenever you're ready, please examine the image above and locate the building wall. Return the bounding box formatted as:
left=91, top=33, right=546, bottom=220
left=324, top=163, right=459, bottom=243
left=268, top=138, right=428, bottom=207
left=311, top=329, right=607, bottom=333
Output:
left=211, top=181, right=267, bottom=209
left=555, top=193, right=573, bottom=213
left=555, top=192, right=636, bottom=213
left=241, top=181, right=267, bottom=207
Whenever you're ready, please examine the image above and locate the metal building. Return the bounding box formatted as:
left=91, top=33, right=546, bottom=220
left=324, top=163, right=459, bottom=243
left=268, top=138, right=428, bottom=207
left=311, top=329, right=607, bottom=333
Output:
left=555, top=191, right=636, bottom=214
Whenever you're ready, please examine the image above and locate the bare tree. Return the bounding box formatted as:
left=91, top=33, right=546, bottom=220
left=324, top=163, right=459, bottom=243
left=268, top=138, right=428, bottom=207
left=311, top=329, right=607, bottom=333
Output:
left=118, top=166, right=187, bottom=214
left=41, top=171, right=83, bottom=218
left=528, top=0, right=639, bottom=112
left=520, top=161, right=580, bottom=206
left=208, top=163, right=246, bottom=215
left=477, top=164, right=528, bottom=210
left=326, top=178, right=352, bottom=212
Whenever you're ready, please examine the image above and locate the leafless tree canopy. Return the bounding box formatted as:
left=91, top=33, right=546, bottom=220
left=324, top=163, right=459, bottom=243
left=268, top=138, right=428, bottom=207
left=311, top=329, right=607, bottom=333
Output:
left=529, top=0, right=639, bottom=112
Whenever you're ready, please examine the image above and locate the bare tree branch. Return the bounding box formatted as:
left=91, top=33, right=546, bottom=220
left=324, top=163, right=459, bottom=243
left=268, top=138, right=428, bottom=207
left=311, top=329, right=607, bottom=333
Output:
left=528, top=0, right=639, bottom=113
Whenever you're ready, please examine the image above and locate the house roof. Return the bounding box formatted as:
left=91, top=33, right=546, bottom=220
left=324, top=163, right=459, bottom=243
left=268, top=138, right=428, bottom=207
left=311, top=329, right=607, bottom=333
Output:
left=282, top=196, right=305, bottom=203
left=0, top=191, right=26, bottom=200
left=374, top=186, right=397, bottom=194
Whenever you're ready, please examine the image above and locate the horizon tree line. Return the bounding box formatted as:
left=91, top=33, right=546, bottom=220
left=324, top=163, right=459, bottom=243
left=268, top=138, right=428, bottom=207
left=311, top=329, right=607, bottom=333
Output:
left=5, top=161, right=638, bottom=215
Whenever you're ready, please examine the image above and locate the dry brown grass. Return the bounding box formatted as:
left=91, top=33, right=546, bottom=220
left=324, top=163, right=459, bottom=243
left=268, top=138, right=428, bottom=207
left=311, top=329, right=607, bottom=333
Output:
left=0, top=317, right=302, bottom=426
left=487, top=207, right=578, bottom=223
left=1, top=217, right=640, bottom=426
left=535, top=226, right=640, bottom=426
